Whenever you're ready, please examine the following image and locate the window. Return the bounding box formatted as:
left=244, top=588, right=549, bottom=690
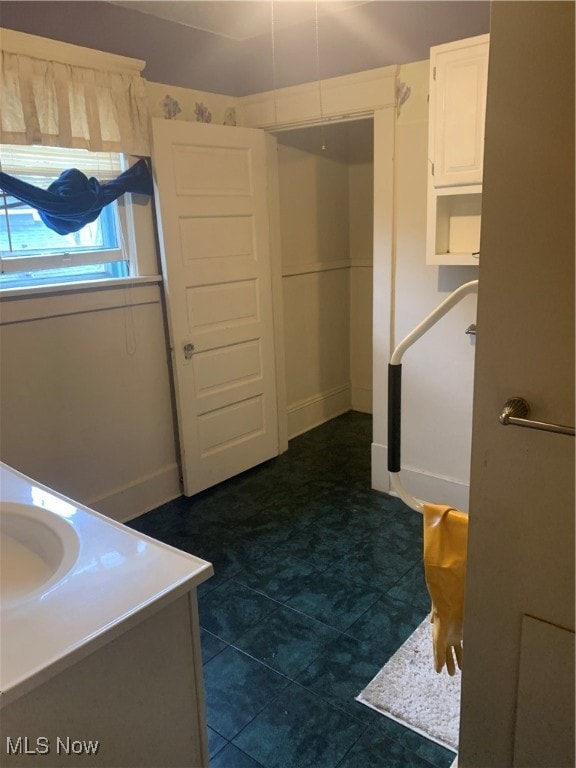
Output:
left=0, top=145, right=131, bottom=289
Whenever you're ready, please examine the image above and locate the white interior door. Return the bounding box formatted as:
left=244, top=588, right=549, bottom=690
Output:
left=459, top=4, right=574, bottom=767
left=151, top=119, right=279, bottom=496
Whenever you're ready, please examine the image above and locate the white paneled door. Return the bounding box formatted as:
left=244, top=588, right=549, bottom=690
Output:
left=151, top=119, right=279, bottom=496
left=459, top=4, right=574, bottom=767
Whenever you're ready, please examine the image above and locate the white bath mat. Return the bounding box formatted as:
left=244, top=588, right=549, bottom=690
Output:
left=356, top=619, right=460, bottom=752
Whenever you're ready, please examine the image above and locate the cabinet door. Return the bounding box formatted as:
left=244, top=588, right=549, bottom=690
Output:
left=431, top=35, right=489, bottom=187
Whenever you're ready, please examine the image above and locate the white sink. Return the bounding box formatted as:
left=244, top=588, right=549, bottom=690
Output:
left=0, top=502, right=80, bottom=609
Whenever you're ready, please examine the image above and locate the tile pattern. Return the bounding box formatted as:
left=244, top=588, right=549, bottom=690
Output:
left=129, top=412, right=456, bottom=768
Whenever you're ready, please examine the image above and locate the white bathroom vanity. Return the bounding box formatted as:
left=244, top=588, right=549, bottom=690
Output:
left=0, top=462, right=213, bottom=768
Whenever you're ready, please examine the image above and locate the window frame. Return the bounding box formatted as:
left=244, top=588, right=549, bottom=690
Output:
left=0, top=145, right=137, bottom=291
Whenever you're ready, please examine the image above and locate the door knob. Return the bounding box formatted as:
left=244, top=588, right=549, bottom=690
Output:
left=183, top=343, right=195, bottom=360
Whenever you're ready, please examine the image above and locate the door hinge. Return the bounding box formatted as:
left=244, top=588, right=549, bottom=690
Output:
left=431, top=162, right=435, bottom=176
left=433, top=66, right=436, bottom=80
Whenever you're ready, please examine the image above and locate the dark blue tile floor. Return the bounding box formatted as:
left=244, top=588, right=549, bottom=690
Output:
left=128, top=411, right=456, bottom=768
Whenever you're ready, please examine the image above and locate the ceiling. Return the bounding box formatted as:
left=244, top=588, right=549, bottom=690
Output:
left=0, top=1, right=491, bottom=96
left=107, top=1, right=491, bottom=94
left=111, top=1, right=370, bottom=41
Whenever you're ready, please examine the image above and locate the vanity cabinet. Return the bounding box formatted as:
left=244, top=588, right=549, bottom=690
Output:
left=0, top=589, right=208, bottom=768
left=1, top=593, right=209, bottom=768
left=426, top=34, right=489, bottom=265
left=0, top=462, right=213, bottom=768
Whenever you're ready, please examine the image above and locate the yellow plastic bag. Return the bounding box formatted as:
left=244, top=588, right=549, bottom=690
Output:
left=423, top=503, right=469, bottom=675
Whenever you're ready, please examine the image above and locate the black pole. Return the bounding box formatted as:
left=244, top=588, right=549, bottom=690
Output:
left=387, top=364, right=402, bottom=472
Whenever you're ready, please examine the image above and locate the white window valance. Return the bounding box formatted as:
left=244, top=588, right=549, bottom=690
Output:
left=0, top=28, right=150, bottom=155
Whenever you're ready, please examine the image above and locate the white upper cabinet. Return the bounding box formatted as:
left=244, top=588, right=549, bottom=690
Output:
left=427, top=34, right=489, bottom=265
left=430, top=34, right=490, bottom=187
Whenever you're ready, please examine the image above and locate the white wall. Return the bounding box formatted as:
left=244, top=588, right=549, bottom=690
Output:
left=0, top=282, right=180, bottom=522
left=372, top=60, right=478, bottom=511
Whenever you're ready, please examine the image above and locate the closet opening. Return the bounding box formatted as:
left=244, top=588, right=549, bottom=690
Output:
left=272, top=118, right=374, bottom=440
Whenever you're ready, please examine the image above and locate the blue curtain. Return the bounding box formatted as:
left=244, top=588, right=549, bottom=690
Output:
left=0, top=158, right=153, bottom=235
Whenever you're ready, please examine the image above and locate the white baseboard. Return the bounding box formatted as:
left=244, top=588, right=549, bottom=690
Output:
left=371, top=442, right=470, bottom=512
left=287, top=384, right=351, bottom=439
left=85, top=463, right=181, bottom=523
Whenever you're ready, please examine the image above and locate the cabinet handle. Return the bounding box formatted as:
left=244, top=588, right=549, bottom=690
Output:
left=499, top=398, right=575, bottom=437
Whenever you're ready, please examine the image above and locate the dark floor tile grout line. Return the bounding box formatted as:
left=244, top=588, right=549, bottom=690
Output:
left=225, top=674, right=374, bottom=749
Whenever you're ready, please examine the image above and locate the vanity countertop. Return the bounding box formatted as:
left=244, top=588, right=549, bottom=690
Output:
left=0, top=462, right=213, bottom=705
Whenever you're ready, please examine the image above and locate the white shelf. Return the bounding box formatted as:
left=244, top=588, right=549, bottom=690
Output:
left=427, top=251, right=481, bottom=267
left=427, top=185, right=482, bottom=265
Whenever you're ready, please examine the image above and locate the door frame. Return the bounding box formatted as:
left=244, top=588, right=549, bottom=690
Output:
left=264, top=132, right=289, bottom=454
left=259, top=108, right=395, bottom=460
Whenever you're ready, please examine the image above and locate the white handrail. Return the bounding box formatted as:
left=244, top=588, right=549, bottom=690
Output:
left=389, top=279, right=479, bottom=513
left=390, top=280, right=479, bottom=365
left=389, top=472, right=425, bottom=514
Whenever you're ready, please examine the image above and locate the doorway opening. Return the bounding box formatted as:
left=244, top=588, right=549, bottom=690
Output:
left=273, top=118, right=374, bottom=439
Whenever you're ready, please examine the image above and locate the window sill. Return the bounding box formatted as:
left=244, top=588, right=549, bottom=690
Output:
left=0, top=275, right=163, bottom=301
